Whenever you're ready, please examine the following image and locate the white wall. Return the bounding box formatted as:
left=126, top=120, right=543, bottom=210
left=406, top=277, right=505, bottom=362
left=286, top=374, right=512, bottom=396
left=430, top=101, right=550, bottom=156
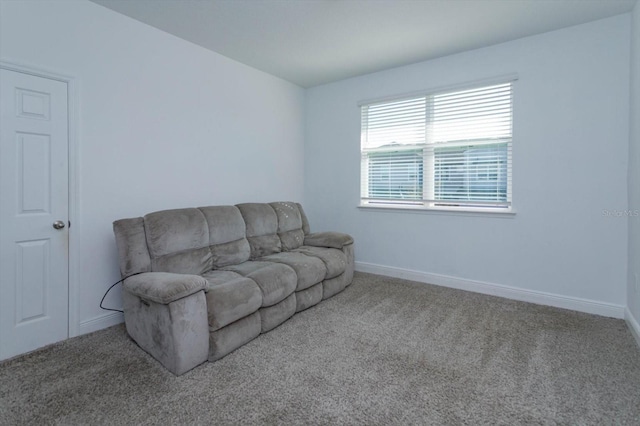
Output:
left=628, top=2, right=640, bottom=339
left=0, top=0, right=305, bottom=334
left=0, top=1, right=633, bottom=340
left=305, top=16, right=631, bottom=314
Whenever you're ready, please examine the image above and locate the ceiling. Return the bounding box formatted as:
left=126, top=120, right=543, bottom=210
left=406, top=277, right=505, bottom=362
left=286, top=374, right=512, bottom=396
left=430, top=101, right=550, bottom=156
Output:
left=91, top=0, right=637, bottom=88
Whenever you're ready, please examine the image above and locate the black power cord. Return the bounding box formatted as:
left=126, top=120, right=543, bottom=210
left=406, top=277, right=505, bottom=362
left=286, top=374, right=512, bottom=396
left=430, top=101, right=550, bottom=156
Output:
left=99, top=272, right=144, bottom=313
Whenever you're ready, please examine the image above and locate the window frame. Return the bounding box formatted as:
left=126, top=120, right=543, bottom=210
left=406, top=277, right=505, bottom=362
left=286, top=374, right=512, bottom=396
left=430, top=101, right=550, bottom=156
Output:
left=359, top=75, right=517, bottom=214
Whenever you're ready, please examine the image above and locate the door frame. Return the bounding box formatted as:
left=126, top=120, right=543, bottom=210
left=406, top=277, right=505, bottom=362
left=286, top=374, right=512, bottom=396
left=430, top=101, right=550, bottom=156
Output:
left=0, top=60, right=80, bottom=339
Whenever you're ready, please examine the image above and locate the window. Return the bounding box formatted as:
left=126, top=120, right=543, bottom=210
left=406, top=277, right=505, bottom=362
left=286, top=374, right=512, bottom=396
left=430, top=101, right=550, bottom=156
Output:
left=360, top=80, right=514, bottom=210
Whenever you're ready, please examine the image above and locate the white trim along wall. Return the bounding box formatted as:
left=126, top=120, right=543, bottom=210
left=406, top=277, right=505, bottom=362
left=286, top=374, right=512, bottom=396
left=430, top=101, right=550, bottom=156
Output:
left=356, top=262, right=626, bottom=319
left=626, top=308, right=640, bottom=347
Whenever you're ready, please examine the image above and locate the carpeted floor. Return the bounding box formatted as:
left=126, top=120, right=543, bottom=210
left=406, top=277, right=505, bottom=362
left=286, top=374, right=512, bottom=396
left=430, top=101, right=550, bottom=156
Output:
left=1, top=272, right=639, bottom=425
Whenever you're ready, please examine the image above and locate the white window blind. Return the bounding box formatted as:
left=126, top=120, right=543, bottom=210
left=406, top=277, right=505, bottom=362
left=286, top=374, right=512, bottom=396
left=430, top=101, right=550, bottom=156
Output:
left=360, top=80, right=513, bottom=209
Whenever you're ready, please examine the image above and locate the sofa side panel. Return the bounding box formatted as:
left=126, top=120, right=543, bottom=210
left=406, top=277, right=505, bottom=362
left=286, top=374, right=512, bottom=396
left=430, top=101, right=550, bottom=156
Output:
left=168, top=293, right=210, bottom=375
left=123, top=289, right=209, bottom=375
left=113, top=217, right=151, bottom=278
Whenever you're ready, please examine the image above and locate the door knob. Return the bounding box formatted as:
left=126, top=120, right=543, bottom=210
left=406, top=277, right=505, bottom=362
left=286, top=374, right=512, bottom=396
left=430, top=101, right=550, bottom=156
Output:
left=53, top=220, right=66, bottom=230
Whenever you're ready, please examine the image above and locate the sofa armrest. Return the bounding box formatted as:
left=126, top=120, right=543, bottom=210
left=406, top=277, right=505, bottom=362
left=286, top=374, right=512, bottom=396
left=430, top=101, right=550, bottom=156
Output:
left=124, top=272, right=207, bottom=305
left=304, top=232, right=354, bottom=249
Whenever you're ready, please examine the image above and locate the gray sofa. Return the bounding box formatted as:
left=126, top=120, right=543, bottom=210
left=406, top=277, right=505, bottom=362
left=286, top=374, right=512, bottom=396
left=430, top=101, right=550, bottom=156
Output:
left=113, top=202, right=354, bottom=375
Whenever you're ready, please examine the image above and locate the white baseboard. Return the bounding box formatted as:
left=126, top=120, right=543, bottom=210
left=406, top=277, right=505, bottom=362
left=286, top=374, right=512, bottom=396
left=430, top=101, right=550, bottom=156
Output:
left=78, top=312, right=124, bottom=336
left=625, top=308, right=640, bottom=348
left=355, top=261, right=625, bottom=319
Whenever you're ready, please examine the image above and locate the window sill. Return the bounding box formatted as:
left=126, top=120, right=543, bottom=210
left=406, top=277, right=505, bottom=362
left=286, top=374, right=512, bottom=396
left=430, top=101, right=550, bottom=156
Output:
left=357, top=203, right=516, bottom=218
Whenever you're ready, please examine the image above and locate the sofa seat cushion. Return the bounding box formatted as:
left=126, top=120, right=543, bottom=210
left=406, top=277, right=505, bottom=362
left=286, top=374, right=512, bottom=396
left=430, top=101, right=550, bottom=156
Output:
left=294, top=246, right=347, bottom=280
left=221, top=261, right=296, bottom=307
left=201, top=270, right=262, bottom=331
left=260, top=252, right=326, bottom=291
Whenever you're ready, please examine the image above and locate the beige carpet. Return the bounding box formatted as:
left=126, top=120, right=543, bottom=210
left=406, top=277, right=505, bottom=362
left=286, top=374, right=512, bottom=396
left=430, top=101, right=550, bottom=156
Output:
left=1, top=272, right=639, bottom=425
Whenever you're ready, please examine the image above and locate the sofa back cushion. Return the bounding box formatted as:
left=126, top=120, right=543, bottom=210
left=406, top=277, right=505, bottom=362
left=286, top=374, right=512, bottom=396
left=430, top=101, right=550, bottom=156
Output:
left=296, top=202, right=311, bottom=235
left=144, top=208, right=213, bottom=275
left=113, top=217, right=152, bottom=278
left=270, top=202, right=305, bottom=250
left=236, top=203, right=282, bottom=259
left=199, top=206, right=250, bottom=268
left=113, top=202, right=311, bottom=277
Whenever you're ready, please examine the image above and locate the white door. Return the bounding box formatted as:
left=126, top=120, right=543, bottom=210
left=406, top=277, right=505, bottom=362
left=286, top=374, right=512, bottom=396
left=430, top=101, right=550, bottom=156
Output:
left=0, top=68, right=69, bottom=360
